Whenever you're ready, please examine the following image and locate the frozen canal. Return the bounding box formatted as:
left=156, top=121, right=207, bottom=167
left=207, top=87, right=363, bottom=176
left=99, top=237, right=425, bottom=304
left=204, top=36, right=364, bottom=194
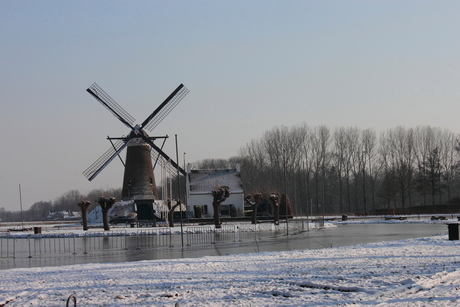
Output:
left=0, top=222, right=448, bottom=270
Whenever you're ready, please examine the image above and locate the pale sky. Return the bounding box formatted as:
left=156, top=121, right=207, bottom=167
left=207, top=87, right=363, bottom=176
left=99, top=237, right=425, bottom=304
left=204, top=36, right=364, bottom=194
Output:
left=1, top=1, right=460, bottom=211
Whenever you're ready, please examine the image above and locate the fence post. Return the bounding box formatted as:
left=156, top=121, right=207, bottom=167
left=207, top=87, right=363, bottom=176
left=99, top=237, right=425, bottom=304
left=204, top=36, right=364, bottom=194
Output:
left=136, top=230, right=140, bottom=250
left=83, top=234, right=88, bottom=254
left=28, top=236, right=32, bottom=258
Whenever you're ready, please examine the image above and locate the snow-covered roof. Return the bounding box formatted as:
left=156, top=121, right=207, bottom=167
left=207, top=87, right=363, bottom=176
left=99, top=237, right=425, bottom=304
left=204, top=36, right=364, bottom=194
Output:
left=188, top=168, right=243, bottom=194
left=47, top=210, right=81, bottom=220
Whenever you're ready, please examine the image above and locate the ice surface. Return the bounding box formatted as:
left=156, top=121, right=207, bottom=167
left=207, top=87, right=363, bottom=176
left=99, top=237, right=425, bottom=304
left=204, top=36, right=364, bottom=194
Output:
left=1, top=232, right=459, bottom=306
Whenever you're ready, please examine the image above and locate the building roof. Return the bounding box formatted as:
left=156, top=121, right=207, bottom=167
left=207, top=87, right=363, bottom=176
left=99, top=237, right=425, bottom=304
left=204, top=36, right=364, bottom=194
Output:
left=188, top=168, right=243, bottom=195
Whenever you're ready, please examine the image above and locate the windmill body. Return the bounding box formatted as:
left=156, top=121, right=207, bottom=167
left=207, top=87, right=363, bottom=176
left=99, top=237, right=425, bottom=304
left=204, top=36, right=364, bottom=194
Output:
left=83, top=83, right=189, bottom=206
left=122, top=137, right=157, bottom=199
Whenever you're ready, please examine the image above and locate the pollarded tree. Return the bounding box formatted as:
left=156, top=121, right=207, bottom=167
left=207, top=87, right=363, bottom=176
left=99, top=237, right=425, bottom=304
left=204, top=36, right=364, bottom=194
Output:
left=212, top=186, right=230, bottom=228
left=269, top=192, right=280, bottom=225
left=77, top=200, right=91, bottom=231
left=245, top=193, right=263, bottom=224
left=97, top=197, right=116, bottom=231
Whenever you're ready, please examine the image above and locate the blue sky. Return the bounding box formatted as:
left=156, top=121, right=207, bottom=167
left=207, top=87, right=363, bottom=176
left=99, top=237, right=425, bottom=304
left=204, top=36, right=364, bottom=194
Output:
left=1, top=1, right=460, bottom=210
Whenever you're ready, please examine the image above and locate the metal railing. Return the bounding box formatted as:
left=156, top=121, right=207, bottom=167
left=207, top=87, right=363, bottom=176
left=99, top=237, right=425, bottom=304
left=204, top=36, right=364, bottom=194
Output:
left=184, top=220, right=310, bottom=246
left=0, top=219, right=311, bottom=259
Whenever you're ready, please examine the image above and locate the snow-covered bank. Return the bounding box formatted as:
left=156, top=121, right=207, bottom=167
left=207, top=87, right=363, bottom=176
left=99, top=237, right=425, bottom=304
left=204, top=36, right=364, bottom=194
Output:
left=1, top=235, right=459, bottom=306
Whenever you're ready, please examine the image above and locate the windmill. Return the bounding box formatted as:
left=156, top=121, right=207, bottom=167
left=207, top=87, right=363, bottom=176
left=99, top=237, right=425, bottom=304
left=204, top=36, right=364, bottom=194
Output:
left=82, top=82, right=189, bottom=202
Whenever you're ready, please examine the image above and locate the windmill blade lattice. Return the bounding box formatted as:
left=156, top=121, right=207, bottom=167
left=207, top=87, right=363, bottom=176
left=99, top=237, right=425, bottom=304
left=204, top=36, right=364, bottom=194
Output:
left=83, top=139, right=129, bottom=181
left=142, top=84, right=189, bottom=131
left=87, top=83, right=136, bottom=128
left=140, top=134, right=185, bottom=175
left=150, top=150, right=181, bottom=177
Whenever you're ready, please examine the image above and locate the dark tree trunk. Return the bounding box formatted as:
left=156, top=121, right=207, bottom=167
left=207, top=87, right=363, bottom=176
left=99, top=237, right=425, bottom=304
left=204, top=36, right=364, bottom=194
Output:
left=213, top=202, right=221, bottom=228
left=77, top=200, right=91, bottom=231
left=97, top=197, right=116, bottom=231
left=168, top=200, right=182, bottom=228
left=245, top=193, right=263, bottom=225
left=167, top=199, right=174, bottom=227
left=269, top=193, right=280, bottom=225
left=212, top=187, right=230, bottom=229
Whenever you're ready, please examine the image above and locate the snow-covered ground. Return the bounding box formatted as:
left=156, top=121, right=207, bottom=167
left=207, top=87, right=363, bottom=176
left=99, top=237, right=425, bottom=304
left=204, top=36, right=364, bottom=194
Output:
left=1, top=229, right=460, bottom=306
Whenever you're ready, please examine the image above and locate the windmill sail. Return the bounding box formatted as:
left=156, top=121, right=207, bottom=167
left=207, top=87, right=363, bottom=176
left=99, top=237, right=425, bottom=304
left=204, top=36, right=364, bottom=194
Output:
left=83, top=139, right=130, bottom=181
left=87, top=83, right=136, bottom=129
left=141, top=84, right=189, bottom=131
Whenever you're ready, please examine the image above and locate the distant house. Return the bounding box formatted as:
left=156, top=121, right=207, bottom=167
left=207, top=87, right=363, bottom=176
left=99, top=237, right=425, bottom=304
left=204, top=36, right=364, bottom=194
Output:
left=186, top=164, right=244, bottom=218
left=47, top=210, right=81, bottom=221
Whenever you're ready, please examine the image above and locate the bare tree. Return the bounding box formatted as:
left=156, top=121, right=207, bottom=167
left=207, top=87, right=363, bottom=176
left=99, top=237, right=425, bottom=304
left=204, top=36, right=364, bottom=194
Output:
left=380, top=127, right=415, bottom=208
left=332, top=127, right=347, bottom=213
left=167, top=199, right=183, bottom=227
left=245, top=193, right=263, bottom=224
left=237, top=123, right=458, bottom=214
left=414, top=126, right=438, bottom=206
left=310, top=126, right=331, bottom=214
left=344, top=127, right=359, bottom=212
left=53, top=190, right=83, bottom=211
left=97, top=197, right=116, bottom=231
left=195, top=158, right=232, bottom=169
left=27, top=201, right=52, bottom=221
left=362, top=128, right=380, bottom=211
left=361, top=128, right=377, bottom=214
left=438, top=129, right=459, bottom=202
left=212, top=187, right=230, bottom=228
left=77, top=200, right=91, bottom=231
left=239, top=139, right=268, bottom=192
left=301, top=125, right=314, bottom=217
left=269, top=192, right=280, bottom=225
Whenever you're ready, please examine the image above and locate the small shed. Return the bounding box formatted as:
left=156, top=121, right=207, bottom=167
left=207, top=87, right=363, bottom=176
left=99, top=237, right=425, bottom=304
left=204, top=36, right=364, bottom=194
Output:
left=186, top=164, right=244, bottom=218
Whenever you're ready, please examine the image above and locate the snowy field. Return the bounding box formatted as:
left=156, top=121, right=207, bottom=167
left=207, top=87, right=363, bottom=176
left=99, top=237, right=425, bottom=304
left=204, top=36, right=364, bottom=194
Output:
left=1, top=232, right=460, bottom=306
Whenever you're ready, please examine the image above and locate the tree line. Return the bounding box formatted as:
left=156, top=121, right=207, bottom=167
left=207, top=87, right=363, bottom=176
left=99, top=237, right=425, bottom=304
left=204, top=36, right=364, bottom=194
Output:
left=235, top=124, right=460, bottom=216
left=3, top=124, right=459, bottom=222
left=0, top=188, right=121, bottom=222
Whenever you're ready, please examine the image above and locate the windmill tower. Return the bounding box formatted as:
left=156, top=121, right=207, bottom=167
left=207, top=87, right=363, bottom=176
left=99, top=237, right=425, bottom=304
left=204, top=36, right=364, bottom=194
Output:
left=82, top=83, right=189, bottom=202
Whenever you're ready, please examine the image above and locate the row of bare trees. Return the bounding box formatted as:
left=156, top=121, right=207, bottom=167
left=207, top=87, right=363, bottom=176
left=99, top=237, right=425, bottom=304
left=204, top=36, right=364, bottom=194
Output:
left=238, top=124, right=460, bottom=216
left=0, top=188, right=122, bottom=222
left=3, top=125, right=458, bottom=222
